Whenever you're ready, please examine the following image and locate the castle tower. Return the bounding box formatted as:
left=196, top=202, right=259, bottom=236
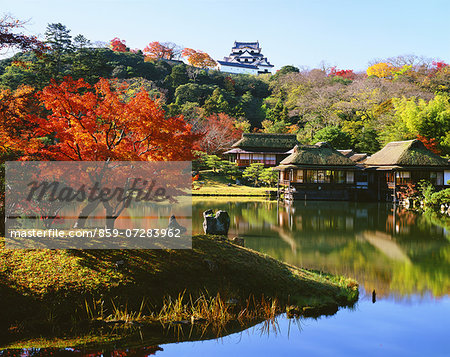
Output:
left=218, top=41, right=274, bottom=75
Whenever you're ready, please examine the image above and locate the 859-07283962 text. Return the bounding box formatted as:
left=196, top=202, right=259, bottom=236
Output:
left=7, top=228, right=182, bottom=239
left=5, top=161, right=192, bottom=249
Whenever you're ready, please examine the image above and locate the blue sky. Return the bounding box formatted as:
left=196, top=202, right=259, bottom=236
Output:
left=2, top=0, right=450, bottom=71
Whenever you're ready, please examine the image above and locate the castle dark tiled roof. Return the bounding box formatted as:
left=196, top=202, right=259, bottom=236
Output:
left=219, top=41, right=273, bottom=72
left=233, top=41, right=260, bottom=49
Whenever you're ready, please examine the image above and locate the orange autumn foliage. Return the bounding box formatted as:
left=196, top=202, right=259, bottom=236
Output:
left=182, top=48, right=216, bottom=69
left=28, top=77, right=199, bottom=161
left=143, top=41, right=174, bottom=60
left=0, top=85, right=41, bottom=155
left=417, top=135, right=441, bottom=155
left=110, top=37, right=127, bottom=52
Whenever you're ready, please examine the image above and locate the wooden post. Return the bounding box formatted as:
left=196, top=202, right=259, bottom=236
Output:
left=377, top=172, right=381, bottom=202
left=276, top=199, right=279, bottom=224
left=277, top=170, right=280, bottom=201
left=393, top=170, right=396, bottom=204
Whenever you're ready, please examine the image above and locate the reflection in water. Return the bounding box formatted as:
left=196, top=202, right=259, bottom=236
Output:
left=192, top=200, right=449, bottom=298
left=1, top=346, right=164, bottom=356
left=0, top=316, right=286, bottom=356
left=2, top=200, right=449, bottom=356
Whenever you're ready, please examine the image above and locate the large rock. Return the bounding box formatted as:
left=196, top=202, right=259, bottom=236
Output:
left=168, top=215, right=187, bottom=234
left=203, top=210, right=230, bottom=235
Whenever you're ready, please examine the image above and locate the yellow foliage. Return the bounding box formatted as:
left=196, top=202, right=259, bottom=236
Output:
left=367, top=62, right=397, bottom=78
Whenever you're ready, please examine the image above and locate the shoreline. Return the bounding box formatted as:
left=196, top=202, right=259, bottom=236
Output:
left=0, top=234, right=358, bottom=347
left=192, top=193, right=274, bottom=197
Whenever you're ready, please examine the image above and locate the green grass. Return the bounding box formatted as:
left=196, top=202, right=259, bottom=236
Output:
left=193, top=170, right=276, bottom=196
left=0, top=234, right=358, bottom=347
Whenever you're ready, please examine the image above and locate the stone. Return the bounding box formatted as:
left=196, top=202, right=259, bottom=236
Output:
left=203, top=210, right=230, bottom=235
left=168, top=215, right=187, bottom=234
left=203, top=214, right=216, bottom=235
left=215, top=210, right=230, bottom=234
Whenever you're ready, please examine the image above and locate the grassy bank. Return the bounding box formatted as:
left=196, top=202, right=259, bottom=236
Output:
left=193, top=170, right=276, bottom=196
left=0, top=234, right=358, bottom=346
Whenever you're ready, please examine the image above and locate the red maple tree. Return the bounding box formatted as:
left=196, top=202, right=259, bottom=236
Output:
left=0, top=14, right=47, bottom=55
left=27, top=77, right=198, bottom=161
left=432, top=61, right=448, bottom=71
left=0, top=85, right=41, bottom=156
left=417, top=135, right=441, bottom=155
left=197, top=113, right=242, bottom=154
left=329, top=66, right=356, bottom=80
left=13, top=77, right=201, bottom=229
left=143, top=41, right=175, bottom=60
left=110, top=37, right=128, bottom=52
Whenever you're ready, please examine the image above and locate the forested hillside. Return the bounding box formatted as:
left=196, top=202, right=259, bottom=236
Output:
left=1, top=21, right=450, bottom=156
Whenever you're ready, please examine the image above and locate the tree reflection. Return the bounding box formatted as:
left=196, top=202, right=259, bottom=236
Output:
left=192, top=201, right=449, bottom=299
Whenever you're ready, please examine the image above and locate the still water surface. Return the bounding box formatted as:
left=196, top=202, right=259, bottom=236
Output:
left=4, top=200, right=450, bottom=356
left=186, top=200, right=449, bottom=357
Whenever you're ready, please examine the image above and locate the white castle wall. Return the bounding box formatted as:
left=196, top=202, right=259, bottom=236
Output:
left=219, top=64, right=258, bottom=75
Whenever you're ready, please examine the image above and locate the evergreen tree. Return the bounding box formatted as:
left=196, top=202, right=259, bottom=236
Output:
left=73, top=34, right=91, bottom=49
left=44, top=23, right=73, bottom=77
left=169, top=64, right=189, bottom=88
left=313, top=126, right=351, bottom=149
left=203, top=88, right=231, bottom=115
left=266, top=99, right=288, bottom=123
left=259, top=168, right=278, bottom=187
left=243, top=163, right=265, bottom=186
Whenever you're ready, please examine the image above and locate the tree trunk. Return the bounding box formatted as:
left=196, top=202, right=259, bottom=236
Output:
left=105, top=214, right=116, bottom=230
left=103, top=201, right=117, bottom=230
left=73, top=201, right=100, bottom=228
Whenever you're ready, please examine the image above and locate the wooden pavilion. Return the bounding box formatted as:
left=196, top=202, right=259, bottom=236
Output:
left=363, top=139, right=450, bottom=201
left=274, top=142, right=361, bottom=201
left=224, top=133, right=299, bottom=167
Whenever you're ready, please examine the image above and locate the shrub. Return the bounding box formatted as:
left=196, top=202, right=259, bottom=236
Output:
left=417, top=180, right=435, bottom=204
left=429, top=188, right=450, bottom=207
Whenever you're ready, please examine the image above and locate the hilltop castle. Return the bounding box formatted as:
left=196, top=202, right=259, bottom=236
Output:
left=217, top=41, right=274, bottom=75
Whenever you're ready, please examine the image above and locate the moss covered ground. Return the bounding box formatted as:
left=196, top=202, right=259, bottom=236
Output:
left=0, top=234, right=358, bottom=347
left=193, top=170, right=276, bottom=196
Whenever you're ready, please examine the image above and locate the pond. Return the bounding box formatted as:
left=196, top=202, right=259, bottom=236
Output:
left=2, top=200, right=449, bottom=356
left=191, top=200, right=449, bottom=356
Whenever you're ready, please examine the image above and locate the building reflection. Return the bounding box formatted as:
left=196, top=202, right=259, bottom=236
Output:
left=192, top=200, right=449, bottom=299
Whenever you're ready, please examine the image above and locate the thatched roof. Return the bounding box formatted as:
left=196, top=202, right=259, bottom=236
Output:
left=337, top=149, right=368, bottom=163
left=223, top=148, right=252, bottom=154
left=277, top=142, right=356, bottom=168
left=364, top=140, right=449, bottom=167
left=337, top=149, right=353, bottom=157
left=232, top=133, right=298, bottom=150
left=223, top=148, right=289, bottom=155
